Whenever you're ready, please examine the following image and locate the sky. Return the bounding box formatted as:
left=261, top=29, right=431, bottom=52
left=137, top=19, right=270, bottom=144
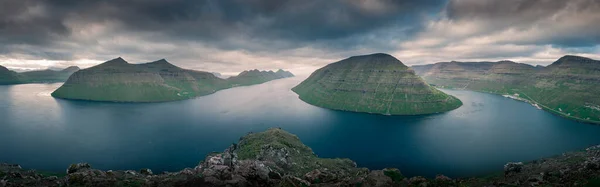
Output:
left=1, top=0, right=599, bottom=75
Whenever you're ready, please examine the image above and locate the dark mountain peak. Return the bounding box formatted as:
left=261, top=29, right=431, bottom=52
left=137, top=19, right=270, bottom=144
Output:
left=141, top=59, right=182, bottom=71
left=336, top=53, right=406, bottom=68
left=497, top=60, right=517, bottom=64
left=558, top=55, right=592, bottom=61
left=104, top=57, right=129, bottom=65
left=348, top=53, right=395, bottom=60
left=63, top=66, right=80, bottom=72
left=549, top=55, right=599, bottom=68
left=0, top=65, right=9, bottom=72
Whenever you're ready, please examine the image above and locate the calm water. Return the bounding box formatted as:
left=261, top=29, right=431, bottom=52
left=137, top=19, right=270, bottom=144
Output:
left=2, top=77, right=600, bottom=178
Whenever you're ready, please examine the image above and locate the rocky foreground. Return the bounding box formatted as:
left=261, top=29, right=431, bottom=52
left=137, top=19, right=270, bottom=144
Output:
left=2, top=128, right=600, bottom=187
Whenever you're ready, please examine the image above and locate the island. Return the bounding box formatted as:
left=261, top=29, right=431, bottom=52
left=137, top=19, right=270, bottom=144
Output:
left=2, top=128, right=600, bottom=186
left=0, top=65, right=80, bottom=85
left=51, top=57, right=294, bottom=102
left=413, top=55, right=600, bottom=124
left=292, top=53, right=462, bottom=115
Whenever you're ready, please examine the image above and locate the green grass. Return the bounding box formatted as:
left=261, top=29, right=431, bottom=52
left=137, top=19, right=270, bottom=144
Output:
left=383, top=169, right=404, bottom=182
left=235, top=128, right=365, bottom=177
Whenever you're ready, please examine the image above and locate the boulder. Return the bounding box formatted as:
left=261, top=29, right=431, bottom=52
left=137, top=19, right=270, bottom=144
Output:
left=67, top=163, right=91, bottom=174
left=140, top=168, right=153, bottom=175
left=364, top=170, right=393, bottom=187
left=279, top=175, right=311, bottom=187
left=504, top=162, right=524, bottom=175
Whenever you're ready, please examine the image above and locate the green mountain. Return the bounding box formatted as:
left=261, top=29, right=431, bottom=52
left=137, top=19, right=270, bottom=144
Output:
left=413, top=55, right=600, bottom=124
left=51, top=58, right=294, bottom=102
left=292, top=53, right=462, bottom=115
left=20, top=66, right=80, bottom=83
left=0, top=65, right=79, bottom=85
left=227, top=69, right=295, bottom=86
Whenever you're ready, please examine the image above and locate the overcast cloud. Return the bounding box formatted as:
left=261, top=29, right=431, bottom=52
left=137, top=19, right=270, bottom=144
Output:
left=0, top=0, right=598, bottom=75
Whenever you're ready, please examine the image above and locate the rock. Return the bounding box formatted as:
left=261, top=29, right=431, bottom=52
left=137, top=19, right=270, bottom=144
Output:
left=179, top=168, right=197, bottom=176
left=234, top=160, right=270, bottom=183
left=67, top=163, right=91, bottom=174
left=279, top=175, right=311, bottom=187
left=435, top=174, right=451, bottom=181
left=409, top=176, right=428, bottom=186
left=527, top=175, right=544, bottom=186
left=258, top=145, right=292, bottom=169
left=225, top=175, right=248, bottom=187
left=125, top=170, right=137, bottom=176
left=0, top=164, right=21, bottom=170
left=44, top=176, right=59, bottom=181
left=504, top=162, right=524, bottom=175
left=364, top=170, right=393, bottom=187
left=140, top=168, right=153, bottom=175
left=584, top=157, right=600, bottom=170
left=0, top=180, right=6, bottom=187
left=304, top=169, right=339, bottom=184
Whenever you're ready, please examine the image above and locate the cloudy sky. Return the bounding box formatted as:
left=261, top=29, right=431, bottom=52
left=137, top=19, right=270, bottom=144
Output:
left=1, top=0, right=599, bottom=75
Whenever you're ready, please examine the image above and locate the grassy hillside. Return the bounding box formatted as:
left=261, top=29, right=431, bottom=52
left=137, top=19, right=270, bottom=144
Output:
left=52, top=58, right=294, bottom=102
left=293, top=53, right=462, bottom=115
left=414, top=55, right=600, bottom=124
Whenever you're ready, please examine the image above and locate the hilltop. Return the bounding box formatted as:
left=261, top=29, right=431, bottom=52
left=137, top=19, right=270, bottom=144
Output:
left=292, top=53, right=462, bottom=115
left=413, top=55, right=600, bottom=124
left=51, top=58, right=294, bottom=102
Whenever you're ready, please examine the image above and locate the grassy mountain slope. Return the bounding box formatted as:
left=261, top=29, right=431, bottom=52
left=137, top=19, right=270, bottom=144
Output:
left=292, top=53, right=462, bottom=115
left=51, top=58, right=294, bottom=102
left=414, top=55, right=600, bottom=124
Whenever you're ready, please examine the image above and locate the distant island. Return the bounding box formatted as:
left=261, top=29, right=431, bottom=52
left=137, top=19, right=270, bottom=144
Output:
left=413, top=55, right=600, bottom=124
left=0, top=65, right=80, bottom=85
left=3, top=127, right=600, bottom=186
left=51, top=57, right=294, bottom=102
left=292, top=53, right=462, bottom=115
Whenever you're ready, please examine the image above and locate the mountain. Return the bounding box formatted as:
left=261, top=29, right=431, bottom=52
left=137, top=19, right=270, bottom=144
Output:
left=292, top=53, right=462, bottom=115
left=20, top=66, right=80, bottom=83
left=0, top=65, right=79, bottom=85
left=414, top=55, right=600, bottom=124
left=51, top=58, right=294, bottom=102
left=227, top=69, right=294, bottom=86
left=0, top=65, right=22, bottom=85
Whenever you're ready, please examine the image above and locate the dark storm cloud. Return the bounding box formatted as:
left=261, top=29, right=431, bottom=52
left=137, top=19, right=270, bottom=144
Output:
left=445, top=0, right=600, bottom=47
left=0, top=0, right=446, bottom=52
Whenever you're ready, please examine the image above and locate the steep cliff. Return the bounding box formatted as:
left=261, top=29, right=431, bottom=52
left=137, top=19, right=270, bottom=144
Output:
left=293, top=53, right=462, bottom=115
